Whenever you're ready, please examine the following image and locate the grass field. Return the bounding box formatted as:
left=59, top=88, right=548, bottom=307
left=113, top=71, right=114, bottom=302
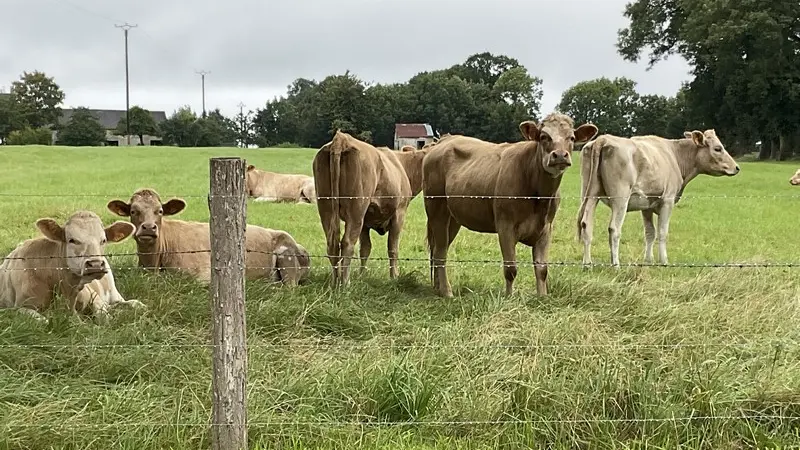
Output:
left=1, top=144, right=799, bottom=450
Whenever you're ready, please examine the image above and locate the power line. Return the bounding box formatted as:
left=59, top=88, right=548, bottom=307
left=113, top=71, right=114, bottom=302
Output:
left=195, top=70, right=210, bottom=117
left=115, top=22, right=137, bottom=146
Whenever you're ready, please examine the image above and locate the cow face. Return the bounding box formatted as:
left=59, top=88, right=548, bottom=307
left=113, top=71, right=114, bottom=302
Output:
left=107, top=189, right=186, bottom=245
left=519, top=114, right=598, bottom=177
left=684, top=130, right=740, bottom=177
left=36, top=211, right=134, bottom=280
left=245, top=164, right=260, bottom=197
left=790, top=168, right=800, bottom=186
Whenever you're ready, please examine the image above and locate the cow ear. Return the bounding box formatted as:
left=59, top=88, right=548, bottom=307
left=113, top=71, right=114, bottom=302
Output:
left=247, top=165, right=255, bottom=172
left=519, top=121, right=540, bottom=141
left=107, top=200, right=131, bottom=217
left=574, top=123, right=598, bottom=144
left=690, top=130, right=705, bottom=146
left=36, top=218, right=66, bottom=242
left=162, top=198, right=186, bottom=215
left=105, top=221, right=135, bottom=243
left=683, top=131, right=693, bottom=139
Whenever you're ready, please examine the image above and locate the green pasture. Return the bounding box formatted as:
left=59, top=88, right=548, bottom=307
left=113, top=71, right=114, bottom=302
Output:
left=0, top=144, right=799, bottom=449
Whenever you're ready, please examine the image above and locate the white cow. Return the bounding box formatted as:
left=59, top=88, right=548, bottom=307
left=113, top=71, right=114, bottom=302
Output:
left=576, top=129, right=740, bottom=267
left=0, top=210, right=145, bottom=322
left=245, top=164, right=317, bottom=203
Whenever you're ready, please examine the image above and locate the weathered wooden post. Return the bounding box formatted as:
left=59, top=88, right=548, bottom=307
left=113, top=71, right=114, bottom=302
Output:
left=208, top=157, right=248, bottom=450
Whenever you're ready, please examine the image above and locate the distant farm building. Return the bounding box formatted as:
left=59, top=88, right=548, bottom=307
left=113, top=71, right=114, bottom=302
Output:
left=54, top=108, right=168, bottom=146
left=394, top=123, right=436, bottom=150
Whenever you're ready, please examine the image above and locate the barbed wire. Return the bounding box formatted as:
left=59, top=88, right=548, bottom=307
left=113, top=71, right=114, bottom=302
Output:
left=2, top=192, right=800, bottom=200
left=0, top=341, right=793, bottom=350
left=3, top=415, right=796, bottom=428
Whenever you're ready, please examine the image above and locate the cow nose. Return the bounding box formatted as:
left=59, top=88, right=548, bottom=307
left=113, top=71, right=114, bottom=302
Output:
left=84, top=259, right=106, bottom=271
left=734, top=165, right=740, bottom=173
left=141, top=223, right=157, bottom=231
left=554, top=151, right=571, bottom=165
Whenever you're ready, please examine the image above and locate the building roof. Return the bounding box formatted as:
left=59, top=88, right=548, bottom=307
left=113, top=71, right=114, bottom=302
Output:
left=59, top=108, right=167, bottom=130
left=395, top=123, right=434, bottom=138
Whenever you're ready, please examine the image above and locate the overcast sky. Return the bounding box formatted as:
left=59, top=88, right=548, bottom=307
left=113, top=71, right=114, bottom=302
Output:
left=2, top=0, right=692, bottom=121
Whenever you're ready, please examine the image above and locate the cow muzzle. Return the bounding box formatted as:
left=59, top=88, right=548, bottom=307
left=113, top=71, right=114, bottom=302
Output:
left=82, top=258, right=107, bottom=277
left=549, top=151, right=572, bottom=169
left=136, top=223, right=158, bottom=242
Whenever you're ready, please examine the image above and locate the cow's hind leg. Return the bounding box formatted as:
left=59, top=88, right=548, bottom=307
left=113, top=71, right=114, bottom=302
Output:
left=605, top=191, right=631, bottom=268
left=642, top=210, right=656, bottom=264
left=386, top=209, right=408, bottom=279
left=359, top=227, right=372, bottom=275
left=425, top=197, right=459, bottom=297
left=339, top=205, right=367, bottom=286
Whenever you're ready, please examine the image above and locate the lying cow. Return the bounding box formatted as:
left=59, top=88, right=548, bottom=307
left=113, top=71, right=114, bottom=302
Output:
left=576, top=129, right=740, bottom=267
left=423, top=113, right=598, bottom=297
left=313, top=130, right=429, bottom=286
left=400, top=145, right=417, bottom=152
left=789, top=168, right=800, bottom=186
left=245, top=164, right=317, bottom=203
left=0, top=210, right=144, bottom=322
left=107, top=188, right=311, bottom=285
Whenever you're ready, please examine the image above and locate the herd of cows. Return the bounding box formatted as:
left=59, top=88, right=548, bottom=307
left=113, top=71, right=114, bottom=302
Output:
left=0, top=110, right=791, bottom=324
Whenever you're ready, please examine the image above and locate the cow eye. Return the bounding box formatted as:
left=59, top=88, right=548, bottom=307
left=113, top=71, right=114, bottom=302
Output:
left=714, top=146, right=722, bottom=152
left=101, top=239, right=107, bottom=245
left=68, top=239, right=76, bottom=244
left=157, top=209, right=163, bottom=215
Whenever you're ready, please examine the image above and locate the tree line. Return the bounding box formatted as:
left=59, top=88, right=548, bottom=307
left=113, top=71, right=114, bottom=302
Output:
left=1, top=0, right=797, bottom=159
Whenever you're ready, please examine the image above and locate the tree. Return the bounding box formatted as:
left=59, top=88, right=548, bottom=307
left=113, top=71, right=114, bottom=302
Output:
left=631, top=94, right=674, bottom=137
left=7, top=127, right=52, bottom=145
left=617, top=0, right=800, bottom=159
left=159, top=106, right=200, bottom=147
left=195, top=109, right=237, bottom=147
left=231, top=107, right=255, bottom=148
left=115, top=106, right=160, bottom=145
left=10, top=71, right=65, bottom=128
left=557, top=77, right=640, bottom=137
left=0, top=94, right=25, bottom=144
left=57, top=107, right=107, bottom=146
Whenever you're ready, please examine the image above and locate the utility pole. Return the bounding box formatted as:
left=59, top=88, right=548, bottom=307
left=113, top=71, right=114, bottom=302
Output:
left=236, top=102, right=246, bottom=148
left=196, top=70, right=210, bottom=117
left=115, top=22, right=137, bottom=145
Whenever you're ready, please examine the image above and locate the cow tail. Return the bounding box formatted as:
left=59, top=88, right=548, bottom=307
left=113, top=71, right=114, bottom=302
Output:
left=576, top=138, right=601, bottom=241
left=425, top=219, right=434, bottom=284
left=329, top=131, right=346, bottom=247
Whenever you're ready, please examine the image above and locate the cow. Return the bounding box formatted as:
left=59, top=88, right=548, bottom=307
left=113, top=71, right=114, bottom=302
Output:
left=0, top=210, right=144, bottom=322
left=245, top=164, right=317, bottom=204
left=106, top=188, right=311, bottom=285
left=422, top=113, right=599, bottom=298
left=400, top=145, right=417, bottom=152
left=789, top=168, right=800, bottom=186
left=576, top=129, right=740, bottom=268
left=313, top=130, right=429, bottom=286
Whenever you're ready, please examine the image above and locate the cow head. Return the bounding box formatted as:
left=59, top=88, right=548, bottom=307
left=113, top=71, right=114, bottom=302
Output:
left=519, top=113, right=598, bottom=177
left=790, top=169, right=800, bottom=186
left=36, top=210, right=134, bottom=281
left=245, top=164, right=260, bottom=197
left=683, top=129, right=740, bottom=177
left=106, top=188, right=186, bottom=245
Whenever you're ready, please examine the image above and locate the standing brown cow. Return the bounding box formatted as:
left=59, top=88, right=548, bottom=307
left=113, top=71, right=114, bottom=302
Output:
left=423, top=113, right=598, bottom=297
left=313, top=130, right=428, bottom=286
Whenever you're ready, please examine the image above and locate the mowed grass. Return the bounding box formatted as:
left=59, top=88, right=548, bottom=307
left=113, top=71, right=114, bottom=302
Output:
left=0, top=144, right=799, bottom=450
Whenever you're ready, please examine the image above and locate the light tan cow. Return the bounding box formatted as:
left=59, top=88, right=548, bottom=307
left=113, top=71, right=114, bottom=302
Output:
left=423, top=113, right=599, bottom=297
left=106, top=188, right=311, bottom=285
left=576, top=129, right=740, bottom=267
left=313, top=130, right=429, bottom=286
left=245, top=164, right=317, bottom=204
left=789, top=168, right=800, bottom=185
left=400, top=145, right=417, bottom=152
left=0, top=210, right=144, bottom=322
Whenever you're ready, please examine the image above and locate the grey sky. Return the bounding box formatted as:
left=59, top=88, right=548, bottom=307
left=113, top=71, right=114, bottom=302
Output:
left=2, top=0, right=691, bottom=121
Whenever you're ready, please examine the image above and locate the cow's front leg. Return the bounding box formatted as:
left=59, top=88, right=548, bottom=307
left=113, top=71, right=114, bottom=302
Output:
left=641, top=210, right=656, bottom=264
left=387, top=210, right=408, bottom=279
left=656, top=201, right=674, bottom=265
left=359, top=227, right=372, bottom=275
left=497, top=228, right=518, bottom=296
left=532, top=225, right=553, bottom=296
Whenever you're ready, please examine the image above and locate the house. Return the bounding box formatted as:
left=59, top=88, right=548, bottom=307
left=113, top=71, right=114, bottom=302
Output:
left=54, top=108, right=168, bottom=146
left=394, top=123, right=436, bottom=150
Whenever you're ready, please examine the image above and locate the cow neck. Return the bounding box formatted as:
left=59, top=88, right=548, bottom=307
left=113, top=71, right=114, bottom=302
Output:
left=50, top=241, right=86, bottom=299
left=397, top=151, right=426, bottom=197
left=671, top=138, right=701, bottom=197
left=524, top=141, right=562, bottom=198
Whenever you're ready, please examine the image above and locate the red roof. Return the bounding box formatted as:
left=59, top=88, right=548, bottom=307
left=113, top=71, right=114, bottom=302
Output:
left=395, top=123, right=433, bottom=138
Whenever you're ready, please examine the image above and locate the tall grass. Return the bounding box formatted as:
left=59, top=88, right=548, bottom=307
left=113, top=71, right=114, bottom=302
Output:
left=0, top=145, right=798, bottom=449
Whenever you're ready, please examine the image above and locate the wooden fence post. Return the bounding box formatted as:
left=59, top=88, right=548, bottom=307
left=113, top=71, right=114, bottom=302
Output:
left=208, top=157, right=248, bottom=450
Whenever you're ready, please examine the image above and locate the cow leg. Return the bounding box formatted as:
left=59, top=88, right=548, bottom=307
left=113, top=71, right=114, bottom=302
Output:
left=498, top=229, right=519, bottom=297
left=532, top=226, right=553, bottom=296
left=16, top=307, right=47, bottom=322
left=359, top=227, right=372, bottom=275
left=339, top=217, right=365, bottom=286
left=642, top=210, right=656, bottom=264
left=387, top=210, right=408, bottom=279
left=579, top=198, right=599, bottom=269
left=656, top=202, right=675, bottom=265
left=607, top=196, right=630, bottom=268
left=322, top=216, right=342, bottom=286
